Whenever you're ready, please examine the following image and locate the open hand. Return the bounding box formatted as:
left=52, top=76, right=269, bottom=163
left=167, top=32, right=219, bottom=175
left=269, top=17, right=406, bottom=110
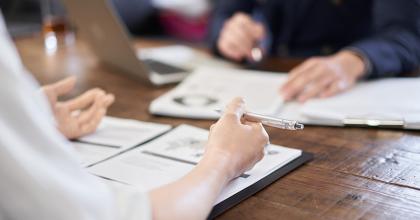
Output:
left=42, top=76, right=115, bottom=139
left=280, top=51, right=366, bottom=102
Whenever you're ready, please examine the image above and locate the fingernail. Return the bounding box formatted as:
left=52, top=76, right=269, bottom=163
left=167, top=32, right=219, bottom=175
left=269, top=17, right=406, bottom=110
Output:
left=97, top=90, right=106, bottom=96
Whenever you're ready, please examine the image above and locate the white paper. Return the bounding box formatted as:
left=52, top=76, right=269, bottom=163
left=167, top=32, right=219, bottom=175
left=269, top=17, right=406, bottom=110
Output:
left=137, top=45, right=236, bottom=70
left=73, top=142, right=118, bottom=167
left=150, top=67, right=287, bottom=119
left=88, top=124, right=302, bottom=204
left=298, top=78, right=420, bottom=126
left=72, top=116, right=171, bottom=166
left=150, top=66, right=420, bottom=129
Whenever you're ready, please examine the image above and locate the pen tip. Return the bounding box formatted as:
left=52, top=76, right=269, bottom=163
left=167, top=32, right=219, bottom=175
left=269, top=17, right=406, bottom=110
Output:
left=214, top=109, right=222, bottom=114
left=295, top=123, right=304, bottom=130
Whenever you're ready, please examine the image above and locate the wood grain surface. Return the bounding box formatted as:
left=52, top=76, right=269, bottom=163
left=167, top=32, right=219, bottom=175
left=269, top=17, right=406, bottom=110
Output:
left=14, top=35, right=420, bottom=220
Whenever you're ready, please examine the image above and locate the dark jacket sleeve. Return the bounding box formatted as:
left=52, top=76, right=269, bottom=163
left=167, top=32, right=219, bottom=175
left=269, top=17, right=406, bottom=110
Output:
left=208, top=0, right=257, bottom=55
left=350, top=0, right=420, bottom=78
left=110, top=0, right=156, bottom=33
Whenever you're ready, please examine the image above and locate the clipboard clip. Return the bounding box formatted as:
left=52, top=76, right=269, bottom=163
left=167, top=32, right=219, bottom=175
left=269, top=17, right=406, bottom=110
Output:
left=342, top=117, right=405, bottom=128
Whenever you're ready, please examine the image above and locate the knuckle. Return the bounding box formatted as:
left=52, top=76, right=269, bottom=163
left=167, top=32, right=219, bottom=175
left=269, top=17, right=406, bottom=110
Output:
left=259, top=135, right=268, bottom=146
left=234, top=97, right=245, bottom=105
left=209, top=124, right=216, bottom=131
left=92, top=88, right=105, bottom=95
left=235, top=13, right=250, bottom=24
left=255, top=123, right=264, bottom=131
left=91, top=87, right=102, bottom=92
left=234, top=12, right=245, bottom=20
left=259, top=130, right=269, bottom=143
left=308, top=57, right=322, bottom=63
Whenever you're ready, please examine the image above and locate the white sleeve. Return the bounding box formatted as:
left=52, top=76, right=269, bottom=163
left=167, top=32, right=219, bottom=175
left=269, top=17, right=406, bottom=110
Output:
left=0, top=14, right=151, bottom=220
left=107, top=182, right=152, bottom=220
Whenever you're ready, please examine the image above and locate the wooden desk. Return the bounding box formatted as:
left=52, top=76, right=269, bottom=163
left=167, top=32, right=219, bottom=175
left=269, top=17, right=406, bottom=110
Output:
left=15, top=36, right=420, bottom=219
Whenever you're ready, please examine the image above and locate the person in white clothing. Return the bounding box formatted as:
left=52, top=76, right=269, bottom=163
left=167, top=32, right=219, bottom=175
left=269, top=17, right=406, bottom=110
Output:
left=0, top=12, right=269, bottom=220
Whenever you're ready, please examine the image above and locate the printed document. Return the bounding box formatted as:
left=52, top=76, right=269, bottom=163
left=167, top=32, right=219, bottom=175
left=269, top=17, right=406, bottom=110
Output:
left=72, top=116, right=171, bottom=166
left=276, top=78, right=420, bottom=128
left=150, top=67, right=286, bottom=119
left=88, top=124, right=302, bottom=204
left=150, top=67, right=420, bottom=129
left=299, top=78, right=420, bottom=122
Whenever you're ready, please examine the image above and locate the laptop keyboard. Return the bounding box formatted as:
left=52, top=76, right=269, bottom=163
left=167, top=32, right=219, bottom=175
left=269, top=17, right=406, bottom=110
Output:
left=143, top=59, right=190, bottom=75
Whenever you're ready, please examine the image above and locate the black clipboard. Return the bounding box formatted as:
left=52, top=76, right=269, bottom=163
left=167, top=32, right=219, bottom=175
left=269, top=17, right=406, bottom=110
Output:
left=208, top=152, right=313, bottom=219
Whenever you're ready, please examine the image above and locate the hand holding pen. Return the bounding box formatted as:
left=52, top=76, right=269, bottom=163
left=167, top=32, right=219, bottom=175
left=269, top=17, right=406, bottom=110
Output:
left=217, top=12, right=266, bottom=63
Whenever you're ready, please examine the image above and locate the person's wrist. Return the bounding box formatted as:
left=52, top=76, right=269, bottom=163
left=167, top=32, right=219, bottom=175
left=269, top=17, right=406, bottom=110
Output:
left=333, top=50, right=366, bottom=80
left=200, top=146, right=236, bottom=182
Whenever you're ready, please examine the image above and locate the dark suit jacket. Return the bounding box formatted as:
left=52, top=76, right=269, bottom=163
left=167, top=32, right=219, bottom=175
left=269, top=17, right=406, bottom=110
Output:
left=111, top=0, right=163, bottom=35
left=209, top=0, right=420, bottom=78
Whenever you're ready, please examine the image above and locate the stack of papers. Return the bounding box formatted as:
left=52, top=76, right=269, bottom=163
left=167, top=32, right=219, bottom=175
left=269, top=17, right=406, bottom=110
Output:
left=150, top=67, right=420, bottom=129
left=88, top=124, right=302, bottom=204
left=69, top=116, right=307, bottom=214
left=72, top=117, right=171, bottom=166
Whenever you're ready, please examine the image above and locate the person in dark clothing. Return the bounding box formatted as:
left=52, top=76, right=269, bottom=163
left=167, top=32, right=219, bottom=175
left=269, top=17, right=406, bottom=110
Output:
left=210, top=0, right=420, bottom=102
left=111, top=0, right=210, bottom=41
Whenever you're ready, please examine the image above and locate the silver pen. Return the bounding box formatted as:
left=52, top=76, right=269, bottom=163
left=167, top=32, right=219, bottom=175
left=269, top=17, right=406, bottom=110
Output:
left=215, top=110, right=304, bottom=130
left=250, top=47, right=263, bottom=62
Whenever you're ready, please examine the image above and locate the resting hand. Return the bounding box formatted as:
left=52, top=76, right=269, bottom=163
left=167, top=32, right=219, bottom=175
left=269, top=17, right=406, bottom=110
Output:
left=217, top=12, right=265, bottom=61
left=41, top=76, right=115, bottom=139
left=205, top=97, right=269, bottom=180
left=280, top=51, right=366, bottom=102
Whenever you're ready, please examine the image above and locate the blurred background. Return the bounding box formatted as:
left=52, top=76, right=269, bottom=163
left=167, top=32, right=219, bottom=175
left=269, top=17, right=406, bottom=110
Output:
left=0, top=0, right=42, bottom=37
left=0, top=0, right=214, bottom=43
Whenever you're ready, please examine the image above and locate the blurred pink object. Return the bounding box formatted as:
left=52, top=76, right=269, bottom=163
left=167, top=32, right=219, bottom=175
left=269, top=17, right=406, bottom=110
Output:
left=159, top=10, right=209, bottom=42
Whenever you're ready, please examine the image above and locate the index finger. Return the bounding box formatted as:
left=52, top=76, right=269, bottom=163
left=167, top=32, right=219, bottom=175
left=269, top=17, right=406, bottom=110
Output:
left=222, top=97, right=246, bottom=122
left=281, top=62, right=319, bottom=100
left=65, top=88, right=105, bottom=111
left=48, top=76, right=77, bottom=96
left=282, top=59, right=318, bottom=91
left=232, top=13, right=265, bottom=41
left=241, top=21, right=265, bottom=42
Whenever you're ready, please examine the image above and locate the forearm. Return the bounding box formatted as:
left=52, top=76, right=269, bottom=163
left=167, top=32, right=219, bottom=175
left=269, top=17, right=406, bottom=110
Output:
left=150, top=152, right=232, bottom=220
left=350, top=30, right=420, bottom=78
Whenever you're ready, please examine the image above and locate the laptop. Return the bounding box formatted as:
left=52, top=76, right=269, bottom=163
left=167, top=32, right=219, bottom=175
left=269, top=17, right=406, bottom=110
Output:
left=61, top=0, right=190, bottom=85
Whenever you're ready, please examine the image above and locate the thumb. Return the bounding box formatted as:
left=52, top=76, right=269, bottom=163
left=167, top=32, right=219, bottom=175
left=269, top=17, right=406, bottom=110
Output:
left=252, top=23, right=265, bottom=40
left=222, top=97, right=246, bottom=122
left=49, top=76, right=77, bottom=96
